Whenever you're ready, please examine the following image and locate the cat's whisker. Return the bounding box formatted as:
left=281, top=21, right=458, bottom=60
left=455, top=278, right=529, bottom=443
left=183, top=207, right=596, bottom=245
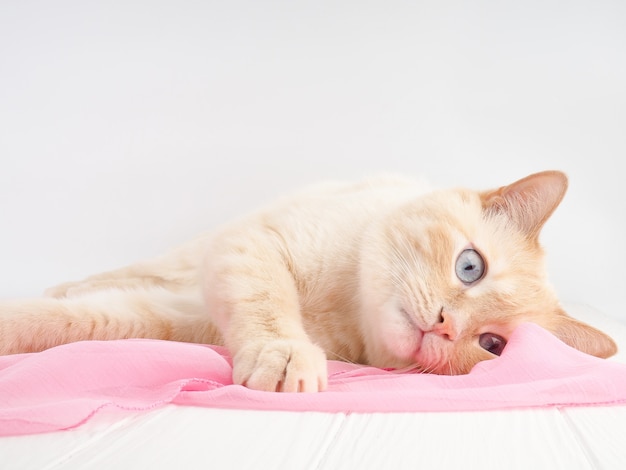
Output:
left=326, top=349, right=359, bottom=365
left=414, top=361, right=436, bottom=375
left=389, top=239, right=435, bottom=326
left=389, top=363, right=421, bottom=374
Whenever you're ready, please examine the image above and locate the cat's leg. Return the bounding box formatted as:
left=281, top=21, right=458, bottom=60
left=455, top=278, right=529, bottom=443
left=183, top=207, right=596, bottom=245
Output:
left=46, top=273, right=170, bottom=298
left=0, top=288, right=221, bottom=355
left=46, top=235, right=209, bottom=298
left=202, top=228, right=328, bottom=393
left=45, top=258, right=198, bottom=298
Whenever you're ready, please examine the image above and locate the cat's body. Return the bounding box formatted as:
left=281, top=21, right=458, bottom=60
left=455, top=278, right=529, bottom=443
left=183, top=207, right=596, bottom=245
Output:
left=0, top=171, right=617, bottom=392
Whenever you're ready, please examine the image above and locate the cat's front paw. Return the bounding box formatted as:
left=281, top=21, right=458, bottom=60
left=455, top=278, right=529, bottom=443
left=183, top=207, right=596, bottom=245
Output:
left=232, top=339, right=328, bottom=393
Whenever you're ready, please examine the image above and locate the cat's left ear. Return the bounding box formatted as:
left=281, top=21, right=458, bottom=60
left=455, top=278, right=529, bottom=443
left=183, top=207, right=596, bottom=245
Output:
left=481, top=171, right=568, bottom=239
left=547, top=309, right=618, bottom=358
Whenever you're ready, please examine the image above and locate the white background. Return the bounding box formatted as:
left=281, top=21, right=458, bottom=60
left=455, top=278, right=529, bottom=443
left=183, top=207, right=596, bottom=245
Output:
left=1, top=1, right=624, bottom=320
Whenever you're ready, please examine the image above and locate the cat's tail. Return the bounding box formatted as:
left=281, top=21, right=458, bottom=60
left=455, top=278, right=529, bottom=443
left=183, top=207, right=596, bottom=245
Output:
left=0, top=288, right=222, bottom=355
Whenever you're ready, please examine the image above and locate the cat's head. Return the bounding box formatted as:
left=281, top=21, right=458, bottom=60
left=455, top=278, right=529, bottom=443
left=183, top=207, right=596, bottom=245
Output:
left=359, top=170, right=617, bottom=374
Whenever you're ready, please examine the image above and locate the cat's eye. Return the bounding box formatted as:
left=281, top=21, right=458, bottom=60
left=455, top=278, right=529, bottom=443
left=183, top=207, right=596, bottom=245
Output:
left=455, top=249, right=485, bottom=284
left=479, top=333, right=507, bottom=356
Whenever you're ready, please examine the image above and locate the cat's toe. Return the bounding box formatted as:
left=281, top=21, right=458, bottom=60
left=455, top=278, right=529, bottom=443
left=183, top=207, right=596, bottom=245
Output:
left=233, top=339, right=328, bottom=393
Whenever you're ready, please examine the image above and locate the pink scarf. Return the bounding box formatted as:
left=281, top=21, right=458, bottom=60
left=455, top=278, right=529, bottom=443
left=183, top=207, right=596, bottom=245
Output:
left=2, top=323, right=625, bottom=436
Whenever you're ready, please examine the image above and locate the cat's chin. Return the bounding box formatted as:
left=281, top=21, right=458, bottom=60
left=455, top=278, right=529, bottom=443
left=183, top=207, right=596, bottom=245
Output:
left=369, top=311, right=426, bottom=369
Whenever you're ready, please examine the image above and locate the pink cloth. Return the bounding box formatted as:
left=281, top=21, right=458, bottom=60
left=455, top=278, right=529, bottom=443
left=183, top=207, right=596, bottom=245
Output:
left=1, top=323, right=626, bottom=436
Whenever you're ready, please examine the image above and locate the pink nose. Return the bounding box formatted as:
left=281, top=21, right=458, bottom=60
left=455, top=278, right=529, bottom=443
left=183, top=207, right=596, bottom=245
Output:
left=433, top=311, right=458, bottom=341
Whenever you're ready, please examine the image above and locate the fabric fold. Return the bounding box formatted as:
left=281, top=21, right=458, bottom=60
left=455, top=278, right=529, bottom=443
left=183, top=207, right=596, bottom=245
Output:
left=1, top=323, right=626, bottom=436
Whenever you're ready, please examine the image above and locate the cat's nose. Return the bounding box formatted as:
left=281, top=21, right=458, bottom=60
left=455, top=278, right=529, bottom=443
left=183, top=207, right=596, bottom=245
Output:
left=433, top=310, right=458, bottom=341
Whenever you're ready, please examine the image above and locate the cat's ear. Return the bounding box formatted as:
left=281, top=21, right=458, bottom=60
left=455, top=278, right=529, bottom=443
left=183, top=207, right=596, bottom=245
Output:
left=548, top=310, right=618, bottom=358
left=481, top=171, right=568, bottom=238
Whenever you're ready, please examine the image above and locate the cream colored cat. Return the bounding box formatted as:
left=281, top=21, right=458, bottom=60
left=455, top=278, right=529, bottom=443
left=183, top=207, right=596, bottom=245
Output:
left=0, top=170, right=617, bottom=392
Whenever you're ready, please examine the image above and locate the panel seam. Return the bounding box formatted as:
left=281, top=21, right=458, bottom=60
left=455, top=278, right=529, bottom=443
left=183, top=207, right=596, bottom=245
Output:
left=558, top=407, right=601, bottom=470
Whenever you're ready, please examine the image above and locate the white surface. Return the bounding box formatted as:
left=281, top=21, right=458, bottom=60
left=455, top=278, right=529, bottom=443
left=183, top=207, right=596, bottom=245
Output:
left=4, top=406, right=626, bottom=470
left=0, top=1, right=625, bottom=321
left=2, top=400, right=626, bottom=469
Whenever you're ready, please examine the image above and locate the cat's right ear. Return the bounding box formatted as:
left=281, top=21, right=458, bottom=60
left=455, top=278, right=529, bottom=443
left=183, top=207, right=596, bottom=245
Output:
left=481, top=170, right=569, bottom=239
left=548, top=310, right=618, bottom=359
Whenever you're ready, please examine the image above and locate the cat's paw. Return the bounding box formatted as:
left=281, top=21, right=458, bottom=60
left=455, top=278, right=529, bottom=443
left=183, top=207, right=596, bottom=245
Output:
left=232, top=339, right=328, bottom=393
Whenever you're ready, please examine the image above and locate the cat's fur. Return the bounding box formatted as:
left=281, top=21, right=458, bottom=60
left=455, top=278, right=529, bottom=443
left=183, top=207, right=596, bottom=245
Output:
left=0, top=170, right=617, bottom=392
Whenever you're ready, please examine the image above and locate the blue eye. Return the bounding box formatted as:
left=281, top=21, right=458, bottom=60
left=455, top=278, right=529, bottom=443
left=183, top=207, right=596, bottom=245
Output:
left=455, top=249, right=485, bottom=284
left=479, top=333, right=507, bottom=356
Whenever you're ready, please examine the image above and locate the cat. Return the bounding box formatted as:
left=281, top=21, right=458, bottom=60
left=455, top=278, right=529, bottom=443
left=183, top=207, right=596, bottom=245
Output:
left=0, top=170, right=617, bottom=393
